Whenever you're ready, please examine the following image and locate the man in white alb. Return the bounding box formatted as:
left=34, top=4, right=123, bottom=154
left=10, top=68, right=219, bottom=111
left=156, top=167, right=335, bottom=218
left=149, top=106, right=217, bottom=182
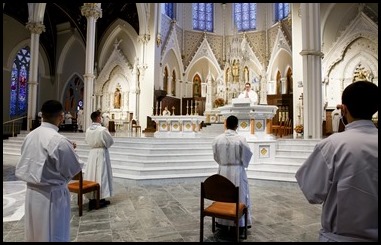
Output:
left=238, top=82, right=258, bottom=105
left=84, top=110, right=114, bottom=209
left=331, top=104, right=341, bottom=133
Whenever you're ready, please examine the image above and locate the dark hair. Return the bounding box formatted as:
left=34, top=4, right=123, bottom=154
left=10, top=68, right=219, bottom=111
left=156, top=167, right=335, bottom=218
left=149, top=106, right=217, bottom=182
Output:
left=41, top=100, right=63, bottom=120
left=245, top=82, right=251, bottom=87
left=90, top=110, right=101, bottom=122
left=341, top=80, right=378, bottom=120
left=226, top=115, right=238, bottom=130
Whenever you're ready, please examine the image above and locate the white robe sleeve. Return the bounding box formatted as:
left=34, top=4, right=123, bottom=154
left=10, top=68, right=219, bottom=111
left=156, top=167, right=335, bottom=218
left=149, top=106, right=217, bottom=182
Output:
left=241, top=138, right=253, bottom=168
left=295, top=143, right=332, bottom=204
left=101, top=128, right=114, bottom=148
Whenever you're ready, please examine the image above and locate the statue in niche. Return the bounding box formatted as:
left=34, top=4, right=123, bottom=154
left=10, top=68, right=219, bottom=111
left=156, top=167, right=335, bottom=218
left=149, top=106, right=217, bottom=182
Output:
left=232, top=59, right=240, bottom=83
left=114, top=88, right=121, bottom=109
left=353, top=64, right=372, bottom=82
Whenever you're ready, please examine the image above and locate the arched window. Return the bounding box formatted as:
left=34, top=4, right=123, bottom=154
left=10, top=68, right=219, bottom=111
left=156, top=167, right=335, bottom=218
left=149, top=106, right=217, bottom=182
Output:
left=275, top=3, right=290, bottom=22
left=234, top=3, right=257, bottom=32
left=10, top=47, right=30, bottom=117
left=164, top=3, right=174, bottom=19
left=192, top=3, right=214, bottom=32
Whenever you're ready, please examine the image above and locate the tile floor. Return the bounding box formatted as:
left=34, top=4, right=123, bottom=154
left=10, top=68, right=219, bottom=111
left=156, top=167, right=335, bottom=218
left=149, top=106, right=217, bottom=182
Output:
left=3, top=155, right=322, bottom=242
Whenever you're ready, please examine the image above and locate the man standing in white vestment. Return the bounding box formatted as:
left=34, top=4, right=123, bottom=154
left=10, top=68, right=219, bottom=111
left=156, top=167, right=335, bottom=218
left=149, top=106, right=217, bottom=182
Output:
left=212, top=115, right=253, bottom=236
left=77, top=107, right=84, bottom=132
left=84, top=110, right=114, bottom=209
left=15, top=100, right=83, bottom=242
left=295, top=80, right=378, bottom=242
left=331, top=104, right=341, bottom=133
left=238, top=82, right=258, bottom=105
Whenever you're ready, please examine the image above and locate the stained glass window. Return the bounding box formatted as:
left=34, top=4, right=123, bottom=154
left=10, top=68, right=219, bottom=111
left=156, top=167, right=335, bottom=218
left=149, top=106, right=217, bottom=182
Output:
left=192, top=3, right=214, bottom=32
left=275, top=3, right=290, bottom=22
left=234, top=3, right=257, bottom=32
left=165, top=3, right=174, bottom=19
left=10, top=47, right=30, bottom=117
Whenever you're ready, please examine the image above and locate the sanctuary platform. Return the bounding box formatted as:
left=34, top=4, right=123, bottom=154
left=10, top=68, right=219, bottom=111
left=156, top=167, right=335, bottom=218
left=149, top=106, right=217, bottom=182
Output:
left=3, top=130, right=320, bottom=184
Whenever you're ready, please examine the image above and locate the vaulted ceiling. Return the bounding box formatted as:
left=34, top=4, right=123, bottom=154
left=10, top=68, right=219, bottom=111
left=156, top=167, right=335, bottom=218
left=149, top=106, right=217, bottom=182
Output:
left=3, top=2, right=139, bottom=75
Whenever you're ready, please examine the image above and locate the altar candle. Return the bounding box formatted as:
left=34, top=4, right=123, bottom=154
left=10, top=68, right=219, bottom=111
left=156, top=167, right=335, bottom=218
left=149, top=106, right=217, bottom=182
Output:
left=191, top=100, right=193, bottom=107
left=160, top=101, right=162, bottom=109
left=187, top=100, right=189, bottom=107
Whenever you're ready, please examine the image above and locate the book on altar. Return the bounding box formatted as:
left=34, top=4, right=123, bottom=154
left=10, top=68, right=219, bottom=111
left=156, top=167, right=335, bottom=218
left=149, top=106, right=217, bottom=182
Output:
left=232, top=98, right=251, bottom=107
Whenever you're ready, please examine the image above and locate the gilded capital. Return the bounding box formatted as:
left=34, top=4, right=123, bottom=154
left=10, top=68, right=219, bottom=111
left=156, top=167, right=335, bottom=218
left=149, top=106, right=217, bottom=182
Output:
left=138, top=34, right=150, bottom=44
left=81, top=3, right=102, bottom=19
left=26, top=22, right=46, bottom=34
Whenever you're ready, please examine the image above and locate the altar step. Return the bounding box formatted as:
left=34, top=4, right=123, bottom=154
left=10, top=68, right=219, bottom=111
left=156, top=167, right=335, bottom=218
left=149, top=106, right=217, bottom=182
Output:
left=246, top=139, right=319, bottom=182
left=3, top=131, right=320, bottom=182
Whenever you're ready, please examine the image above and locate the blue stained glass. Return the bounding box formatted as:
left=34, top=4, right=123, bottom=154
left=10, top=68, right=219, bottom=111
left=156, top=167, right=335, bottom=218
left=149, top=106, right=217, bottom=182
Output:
left=10, top=65, right=18, bottom=116
left=10, top=47, right=30, bottom=117
left=192, top=3, right=213, bottom=32
left=276, top=3, right=289, bottom=22
left=165, top=3, right=174, bottom=19
left=234, top=3, right=257, bottom=32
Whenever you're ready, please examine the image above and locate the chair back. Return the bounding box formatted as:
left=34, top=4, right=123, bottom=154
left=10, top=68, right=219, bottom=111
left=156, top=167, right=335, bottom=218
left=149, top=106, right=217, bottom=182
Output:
left=69, top=171, right=83, bottom=195
left=202, top=174, right=239, bottom=203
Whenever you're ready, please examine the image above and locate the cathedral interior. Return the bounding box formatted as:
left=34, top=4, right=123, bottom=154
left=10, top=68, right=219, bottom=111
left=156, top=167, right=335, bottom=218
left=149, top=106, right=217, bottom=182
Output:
left=3, top=3, right=378, bottom=138
left=2, top=3, right=379, bottom=242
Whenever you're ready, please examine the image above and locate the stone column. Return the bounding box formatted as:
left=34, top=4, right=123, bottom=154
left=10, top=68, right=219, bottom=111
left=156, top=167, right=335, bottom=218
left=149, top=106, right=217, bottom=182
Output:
left=300, top=3, right=323, bottom=139
left=26, top=22, right=45, bottom=131
left=81, top=3, right=102, bottom=129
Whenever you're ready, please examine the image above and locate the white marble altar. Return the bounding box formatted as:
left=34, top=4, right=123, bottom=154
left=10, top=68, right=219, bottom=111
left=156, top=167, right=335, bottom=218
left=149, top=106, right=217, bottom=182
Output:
left=218, top=98, right=278, bottom=164
left=150, top=115, right=206, bottom=138
left=218, top=98, right=278, bottom=140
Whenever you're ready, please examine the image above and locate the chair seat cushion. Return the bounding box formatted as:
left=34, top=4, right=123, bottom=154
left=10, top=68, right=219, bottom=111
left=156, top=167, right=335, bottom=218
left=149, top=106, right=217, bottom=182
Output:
left=204, top=202, right=246, bottom=219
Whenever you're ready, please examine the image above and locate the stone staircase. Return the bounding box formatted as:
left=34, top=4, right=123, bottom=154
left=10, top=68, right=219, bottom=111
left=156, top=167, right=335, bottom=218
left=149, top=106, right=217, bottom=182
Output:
left=3, top=131, right=320, bottom=183
left=247, top=139, right=319, bottom=182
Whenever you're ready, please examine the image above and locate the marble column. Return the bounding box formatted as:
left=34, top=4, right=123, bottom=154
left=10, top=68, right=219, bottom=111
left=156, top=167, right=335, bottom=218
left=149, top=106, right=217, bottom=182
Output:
left=26, top=22, right=45, bottom=131
left=300, top=3, right=323, bottom=139
left=81, top=3, right=102, bottom=130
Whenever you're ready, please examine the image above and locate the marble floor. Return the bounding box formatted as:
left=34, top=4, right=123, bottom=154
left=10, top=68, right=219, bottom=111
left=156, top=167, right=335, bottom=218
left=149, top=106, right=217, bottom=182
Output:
left=3, top=154, right=322, bottom=242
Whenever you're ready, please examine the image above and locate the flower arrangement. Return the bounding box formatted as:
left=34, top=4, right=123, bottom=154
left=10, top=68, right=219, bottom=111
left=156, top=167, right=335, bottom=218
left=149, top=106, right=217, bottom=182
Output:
left=214, top=97, right=225, bottom=107
left=294, top=124, right=304, bottom=134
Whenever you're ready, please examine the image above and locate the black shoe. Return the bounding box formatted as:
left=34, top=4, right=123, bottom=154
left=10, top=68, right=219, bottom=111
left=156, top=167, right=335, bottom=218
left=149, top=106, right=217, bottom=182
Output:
left=100, top=199, right=111, bottom=205
left=216, top=222, right=229, bottom=231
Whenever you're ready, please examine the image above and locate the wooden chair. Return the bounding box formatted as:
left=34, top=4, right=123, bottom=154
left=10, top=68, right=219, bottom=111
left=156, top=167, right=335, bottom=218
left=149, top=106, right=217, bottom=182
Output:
left=200, top=174, right=248, bottom=242
left=131, top=119, right=141, bottom=133
left=271, top=119, right=284, bottom=137
left=68, top=171, right=100, bottom=216
left=279, top=118, right=291, bottom=138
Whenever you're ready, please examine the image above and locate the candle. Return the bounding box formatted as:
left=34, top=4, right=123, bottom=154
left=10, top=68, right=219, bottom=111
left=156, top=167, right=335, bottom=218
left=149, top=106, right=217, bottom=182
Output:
left=191, top=100, right=193, bottom=107
left=160, top=101, right=162, bottom=109
left=187, top=100, right=189, bottom=107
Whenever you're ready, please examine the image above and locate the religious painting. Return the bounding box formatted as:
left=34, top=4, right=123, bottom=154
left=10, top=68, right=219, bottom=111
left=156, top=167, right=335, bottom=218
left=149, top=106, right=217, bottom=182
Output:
left=193, top=74, right=201, bottom=97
